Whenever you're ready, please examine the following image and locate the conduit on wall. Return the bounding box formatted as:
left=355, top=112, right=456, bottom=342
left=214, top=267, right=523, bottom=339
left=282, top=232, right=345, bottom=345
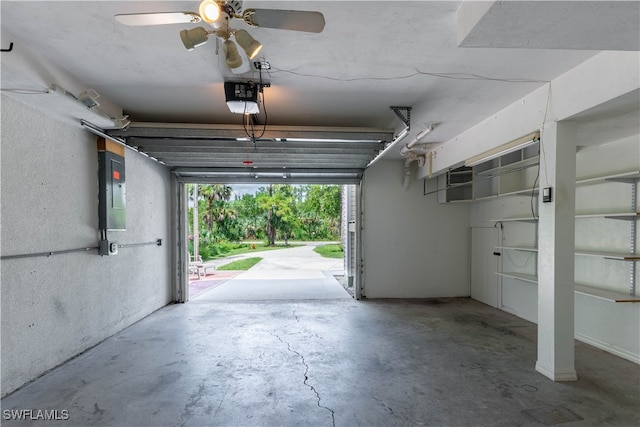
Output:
left=0, top=240, right=163, bottom=261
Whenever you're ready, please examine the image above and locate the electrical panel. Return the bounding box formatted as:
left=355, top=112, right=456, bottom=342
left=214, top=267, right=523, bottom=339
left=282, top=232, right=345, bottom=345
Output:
left=98, top=137, right=126, bottom=230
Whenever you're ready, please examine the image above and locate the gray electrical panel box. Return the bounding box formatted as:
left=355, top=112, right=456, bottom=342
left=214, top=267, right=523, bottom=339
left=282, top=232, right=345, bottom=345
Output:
left=98, top=138, right=126, bottom=230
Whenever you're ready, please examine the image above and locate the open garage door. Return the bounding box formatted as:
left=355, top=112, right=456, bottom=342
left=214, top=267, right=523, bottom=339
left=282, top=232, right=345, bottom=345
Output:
left=108, top=123, right=393, bottom=184
left=107, top=123, right=382, bottom=302
left=174, top=182, right=362, bottom=303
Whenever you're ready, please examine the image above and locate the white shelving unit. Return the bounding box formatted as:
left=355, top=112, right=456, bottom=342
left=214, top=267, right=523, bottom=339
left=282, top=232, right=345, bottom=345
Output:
left=436, top=167, right=473, bottom=203
left=437, top=142, right=539, bottom=202
left=491, top=169, right=640, bottom=303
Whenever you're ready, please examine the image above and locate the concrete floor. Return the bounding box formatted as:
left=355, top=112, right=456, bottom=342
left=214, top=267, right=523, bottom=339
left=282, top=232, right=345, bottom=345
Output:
left=193, top=270, right=350, bottom=301
left=2, top=298, right=639, bottom=427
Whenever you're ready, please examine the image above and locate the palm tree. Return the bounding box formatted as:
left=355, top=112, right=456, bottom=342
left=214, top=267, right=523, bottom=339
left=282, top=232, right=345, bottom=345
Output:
left=200, top=184, right=233, bottom=232
left=191, top=184, right=235, bottom=259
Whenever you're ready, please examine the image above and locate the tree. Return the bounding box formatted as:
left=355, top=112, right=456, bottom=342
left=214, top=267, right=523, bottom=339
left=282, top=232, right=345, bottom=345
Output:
left=231, top=193, right=263, bottom=239
left=190, top=183, right=343, bottom=253
left=256, top=184, right=298, bottom=245
left=199, top=184, right=235, bottom=236
left=299, top=185, right=342, bottom=239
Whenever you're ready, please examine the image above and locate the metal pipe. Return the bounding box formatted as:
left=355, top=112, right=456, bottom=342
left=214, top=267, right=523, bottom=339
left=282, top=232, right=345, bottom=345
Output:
left=1, top=246, right=98, bottom=260
left=630, top=180, right=637, bottom=295
left=367, top=126, right=409, bottom=168
left=402, top=126, right=434, bottom=153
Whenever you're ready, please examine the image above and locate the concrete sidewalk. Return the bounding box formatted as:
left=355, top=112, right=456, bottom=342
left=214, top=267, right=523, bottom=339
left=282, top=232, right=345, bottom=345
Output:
left=193, top=244, right=349, bottom=301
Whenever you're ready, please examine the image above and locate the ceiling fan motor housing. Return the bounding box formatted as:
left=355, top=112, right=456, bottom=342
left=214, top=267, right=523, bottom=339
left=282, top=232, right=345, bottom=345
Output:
left=224, top=81, right=259, bottom=114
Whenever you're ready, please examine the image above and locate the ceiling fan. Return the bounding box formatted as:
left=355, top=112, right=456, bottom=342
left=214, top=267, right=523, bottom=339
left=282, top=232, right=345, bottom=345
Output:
left=115, top=0, right=325, bottom=73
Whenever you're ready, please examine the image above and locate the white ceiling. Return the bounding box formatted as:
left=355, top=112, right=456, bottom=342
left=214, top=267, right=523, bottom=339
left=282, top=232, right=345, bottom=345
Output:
left=1, top=1, right=637, bottom=174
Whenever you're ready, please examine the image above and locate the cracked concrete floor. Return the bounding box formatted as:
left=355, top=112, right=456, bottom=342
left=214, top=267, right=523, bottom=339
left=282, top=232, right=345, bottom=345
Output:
left=2, top=298, right=639, bottom=426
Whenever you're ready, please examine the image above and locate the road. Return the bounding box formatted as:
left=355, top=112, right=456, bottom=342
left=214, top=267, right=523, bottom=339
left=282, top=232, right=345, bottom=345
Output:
left=192, top=243, right=350, bottom=301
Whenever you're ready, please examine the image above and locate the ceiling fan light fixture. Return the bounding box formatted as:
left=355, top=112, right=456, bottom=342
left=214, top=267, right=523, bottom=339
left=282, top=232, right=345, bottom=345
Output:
left=223, top=39, right=243, bottom=69
left=180, top=27, right=209, bottom=50
left=199, top=0, right=222, bottom=23
left=234, top=29, right=262, bottom=60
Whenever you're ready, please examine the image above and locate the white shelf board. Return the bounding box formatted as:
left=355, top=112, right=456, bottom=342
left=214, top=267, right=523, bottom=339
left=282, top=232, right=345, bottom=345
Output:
left=447, top=181, right=473, bottom=189
left=500, top=187, right=539, bottom=197
left=576, top=170, right=640, bottom=186
left=474, top=165, right=500, bottom=177
left=496, top=246, right=538, bottom=252
left=575, top=250, right=640, bottom=261
left=500, top=157, right=539, bottom=174
left=496, top=274, right=640, bottom=302
left=575, top=212, right=639, bottom=220
left=496, top=272, right=538, bottom=283
left=574, top=284, right=640, bottom=303
left=474, top=194, right=499, bottom=201
left=491, top=217, right=538, bottom=223
left=497, top=247, right=637, bottom=259
left=475, top=156, right=539, bottom=178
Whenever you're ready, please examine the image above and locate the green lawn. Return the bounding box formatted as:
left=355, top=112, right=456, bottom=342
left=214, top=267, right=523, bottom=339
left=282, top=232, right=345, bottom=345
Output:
left=314, top=244, right=344, bottom=259
left=217, top=257, right=263, bottom=271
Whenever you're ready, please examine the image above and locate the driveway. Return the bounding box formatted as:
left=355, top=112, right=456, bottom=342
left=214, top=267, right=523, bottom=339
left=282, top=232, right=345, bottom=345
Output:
left=191, top=243, right=350, bottom=301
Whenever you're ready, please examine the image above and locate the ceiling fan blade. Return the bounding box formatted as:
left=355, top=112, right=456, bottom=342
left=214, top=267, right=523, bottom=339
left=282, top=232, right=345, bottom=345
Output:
left=243, top=9, right=325, bottom=33
left=114, top=12, right=201, bottom=26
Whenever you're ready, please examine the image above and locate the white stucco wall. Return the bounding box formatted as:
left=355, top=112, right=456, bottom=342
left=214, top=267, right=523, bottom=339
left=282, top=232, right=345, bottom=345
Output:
left=1, top=95, right=173, bottom=396
left=361, top=160, right=470, bottom=298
